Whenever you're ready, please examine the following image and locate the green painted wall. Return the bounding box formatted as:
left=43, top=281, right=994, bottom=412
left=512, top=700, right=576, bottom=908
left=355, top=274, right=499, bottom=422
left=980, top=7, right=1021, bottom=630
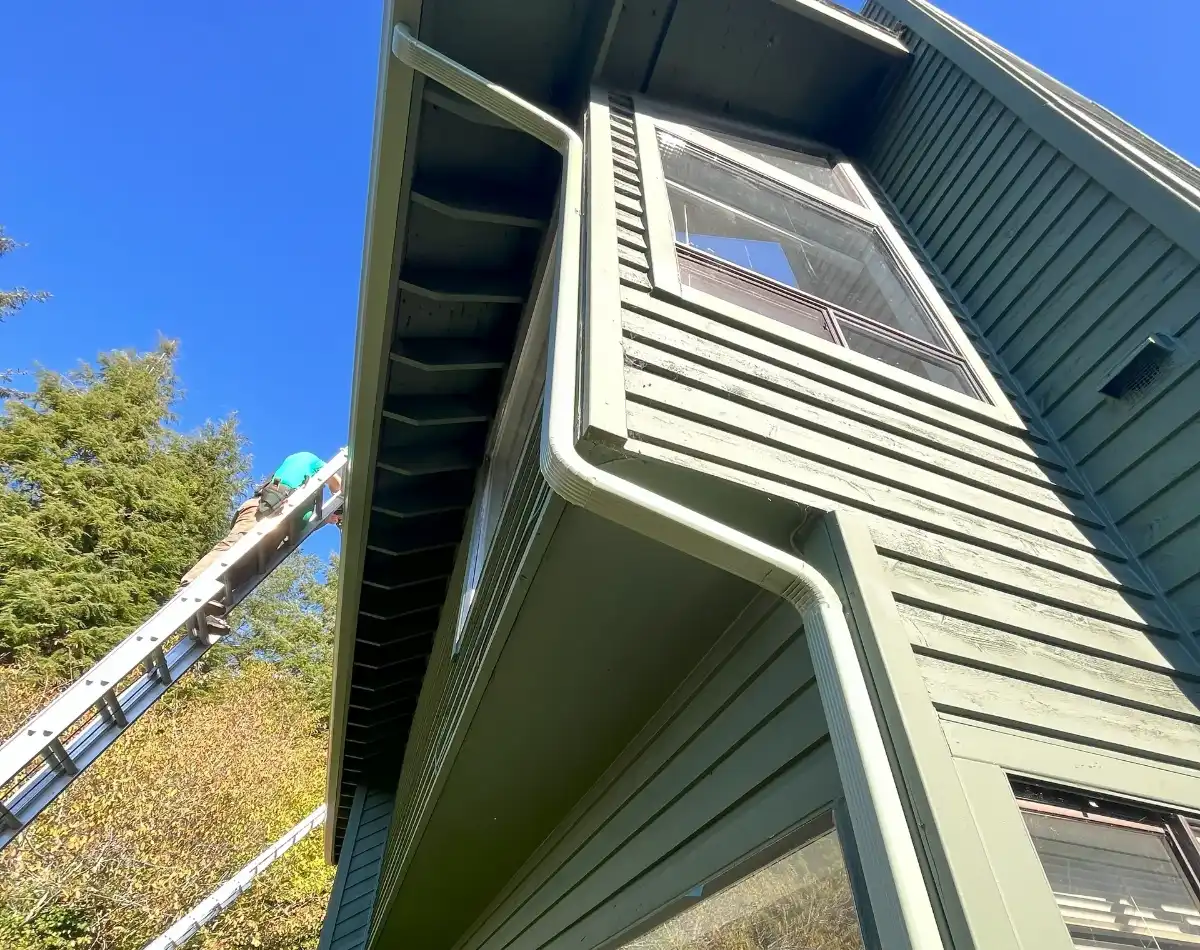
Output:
left=863, top=0, right=1200, bottom=630
left=453, top=595, right=847, bottom=950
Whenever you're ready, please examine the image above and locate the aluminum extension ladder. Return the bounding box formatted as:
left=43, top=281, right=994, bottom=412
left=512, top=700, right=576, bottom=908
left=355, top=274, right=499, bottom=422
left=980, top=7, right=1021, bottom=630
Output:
left=0, top=450, right=348, bottom=850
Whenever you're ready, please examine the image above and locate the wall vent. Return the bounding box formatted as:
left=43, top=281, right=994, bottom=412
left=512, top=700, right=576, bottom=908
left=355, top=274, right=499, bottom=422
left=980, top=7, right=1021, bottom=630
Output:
left=1099, top=333, right=1178, bottom=399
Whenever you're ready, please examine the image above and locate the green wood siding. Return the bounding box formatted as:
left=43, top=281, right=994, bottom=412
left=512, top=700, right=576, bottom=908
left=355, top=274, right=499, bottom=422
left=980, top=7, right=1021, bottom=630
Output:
left=452, top=596, right=844, bottom=950
left=862, top=0, right=1200, bottom=631
left=320, top=787, right=395, bottom=950
left=593, top=79, right=1200, bottom=800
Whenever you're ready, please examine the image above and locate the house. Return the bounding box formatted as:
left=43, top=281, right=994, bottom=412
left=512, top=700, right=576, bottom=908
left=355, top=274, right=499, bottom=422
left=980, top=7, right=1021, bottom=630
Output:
left=319, top=0, right=1200, bottom=948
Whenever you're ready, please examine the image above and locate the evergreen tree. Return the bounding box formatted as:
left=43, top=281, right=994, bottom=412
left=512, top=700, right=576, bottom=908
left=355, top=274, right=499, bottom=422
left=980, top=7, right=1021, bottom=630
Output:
left=0, top=226, right=49, bottom=322
left=1, top=225, right=50, bottom=399
left=0, top=342, right=248, bottom=674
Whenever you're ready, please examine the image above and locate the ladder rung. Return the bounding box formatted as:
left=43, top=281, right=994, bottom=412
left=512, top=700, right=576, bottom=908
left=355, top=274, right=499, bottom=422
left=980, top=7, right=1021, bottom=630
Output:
left=146, top=646, right=173, bottom=684
left=97, top=689, right=128, bottom=728
left=45, top=739, right=77, bottom=776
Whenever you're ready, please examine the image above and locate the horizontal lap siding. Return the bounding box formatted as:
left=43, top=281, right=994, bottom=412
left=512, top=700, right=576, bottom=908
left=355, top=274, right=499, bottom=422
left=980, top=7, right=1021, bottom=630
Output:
left=600, top=73, right=1200, bottom=780
left=457, top=600, right=842, bottom=950
left=861, top=4, right=1200, bottom=632
left=321, top=788, right=395, bottom=950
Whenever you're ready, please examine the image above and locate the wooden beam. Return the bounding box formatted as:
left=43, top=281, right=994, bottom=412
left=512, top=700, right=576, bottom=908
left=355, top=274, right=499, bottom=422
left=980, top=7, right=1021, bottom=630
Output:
left=424, top=85, right=518, bottom=130
left=354, top=608, right=443, bottom=647
left=389, top=338, right=508, bottom=372
left=397, top=267, right=526, bottom=303
left=366, top=510, right=465, bottom=557
left=411, top=176, right=546, bottom=229
left=381, top=394, right=492, bottom=426
left=376, top=443, right=479, bottom=477
left=371, top=482, right=473, bottom=520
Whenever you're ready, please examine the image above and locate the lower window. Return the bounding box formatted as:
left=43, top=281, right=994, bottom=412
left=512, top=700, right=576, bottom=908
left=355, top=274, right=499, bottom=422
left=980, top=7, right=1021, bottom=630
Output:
left=1016, top=782, right=1200, bottom=949
left=614, top=813, right=867, bottom=950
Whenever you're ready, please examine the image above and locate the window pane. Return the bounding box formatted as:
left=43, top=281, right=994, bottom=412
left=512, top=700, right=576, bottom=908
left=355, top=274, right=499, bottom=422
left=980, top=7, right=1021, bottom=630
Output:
left=703, top=129, right=860, bottom=203
left=659, top=136, right=943, bottom=346
left=1023, top=810, right=1200, bottom=949
left=620, top=829, right=865, bottom=950
left=679, top=250, right=836, bottom=342
left=839, top=323, right=977, bottom=397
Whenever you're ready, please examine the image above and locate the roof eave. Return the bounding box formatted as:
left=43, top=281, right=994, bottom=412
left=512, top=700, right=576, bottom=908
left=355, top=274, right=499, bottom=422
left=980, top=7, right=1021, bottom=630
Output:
left=777, top=0, right=909, bottom=57
left=325, top=0, right=424, bottom=864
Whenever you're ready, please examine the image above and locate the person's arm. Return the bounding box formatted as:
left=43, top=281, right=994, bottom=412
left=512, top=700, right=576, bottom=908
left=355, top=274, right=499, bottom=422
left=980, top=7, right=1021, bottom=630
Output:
left=327, top=472, right=342, bottom=493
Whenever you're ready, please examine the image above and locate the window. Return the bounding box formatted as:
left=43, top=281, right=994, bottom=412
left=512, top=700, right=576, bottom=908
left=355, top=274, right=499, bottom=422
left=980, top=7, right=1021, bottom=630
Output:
left=1016, top=783, right=1200, bottom=949
left=650, top=123, right=984, bottom=400
left=614, top=815, right=867, bottom=950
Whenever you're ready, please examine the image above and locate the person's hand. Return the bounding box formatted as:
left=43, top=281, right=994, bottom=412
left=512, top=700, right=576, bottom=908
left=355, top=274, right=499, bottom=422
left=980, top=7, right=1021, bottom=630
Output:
left=328, top=512, right=343, bottom=528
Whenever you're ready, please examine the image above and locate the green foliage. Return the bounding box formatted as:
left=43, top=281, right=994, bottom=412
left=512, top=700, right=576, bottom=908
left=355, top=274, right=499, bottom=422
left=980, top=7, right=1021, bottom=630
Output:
left=0, top=226, right=50, bottom=323
left=1, top=225, right=50, bottom=400
left=0, top=905, right=94, bottom=950
left=215, top=550, right=340, bottom=722
left=0, top=287, right=339, bottom=946
left=0, top=343, right=248, bottom=674
left=0, top=663, right=334, bottom=950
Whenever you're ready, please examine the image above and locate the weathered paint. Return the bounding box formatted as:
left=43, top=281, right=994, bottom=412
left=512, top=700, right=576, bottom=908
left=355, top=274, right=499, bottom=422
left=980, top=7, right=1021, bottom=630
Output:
left=591, top=64, right=1200, bottom=947
left=863, top=0, right=1200, bottom=631
left=594, top=90, right=1197, bottom=751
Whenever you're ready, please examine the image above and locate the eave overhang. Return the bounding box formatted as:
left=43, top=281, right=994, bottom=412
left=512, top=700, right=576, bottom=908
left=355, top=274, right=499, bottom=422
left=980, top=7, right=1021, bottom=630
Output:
left=328, top=0, right=910, bottom=862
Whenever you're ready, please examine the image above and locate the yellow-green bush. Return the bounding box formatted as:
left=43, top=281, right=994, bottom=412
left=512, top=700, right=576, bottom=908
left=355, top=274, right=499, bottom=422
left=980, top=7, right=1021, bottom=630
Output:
left=0, top=663, right=334, bottom=949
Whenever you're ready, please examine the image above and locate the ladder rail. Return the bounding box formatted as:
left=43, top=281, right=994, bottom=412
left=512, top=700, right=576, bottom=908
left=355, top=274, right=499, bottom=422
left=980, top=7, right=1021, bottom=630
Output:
left=142, top=805, right=327, bottom=950
left=0, top=451, right=347, bottom=849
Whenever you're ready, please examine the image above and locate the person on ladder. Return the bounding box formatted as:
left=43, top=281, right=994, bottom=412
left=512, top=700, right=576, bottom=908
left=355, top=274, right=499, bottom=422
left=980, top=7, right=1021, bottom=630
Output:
left=177, top=451, right=343, bottom=613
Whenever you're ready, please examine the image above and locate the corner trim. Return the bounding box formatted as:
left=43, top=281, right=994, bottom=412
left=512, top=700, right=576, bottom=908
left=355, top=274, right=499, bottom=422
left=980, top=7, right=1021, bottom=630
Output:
left=813, top=509, right=1023, bottom=950
left=953, top=759, right=1074, bottom=950
left=582, top=92, right=630, bottom=445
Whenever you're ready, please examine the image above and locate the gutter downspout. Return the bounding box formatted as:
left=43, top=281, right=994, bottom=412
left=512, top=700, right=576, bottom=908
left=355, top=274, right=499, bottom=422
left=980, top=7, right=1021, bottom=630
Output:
left=390, top=26, right=943, bottom=950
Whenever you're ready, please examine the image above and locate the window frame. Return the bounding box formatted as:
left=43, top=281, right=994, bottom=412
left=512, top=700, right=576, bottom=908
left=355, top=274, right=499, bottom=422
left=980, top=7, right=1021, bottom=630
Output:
left=593, top=807, right=877, bottom=950
left=632, top=97, right=1016, bottom=417
left=1013, top=780, right=1200, bottom=948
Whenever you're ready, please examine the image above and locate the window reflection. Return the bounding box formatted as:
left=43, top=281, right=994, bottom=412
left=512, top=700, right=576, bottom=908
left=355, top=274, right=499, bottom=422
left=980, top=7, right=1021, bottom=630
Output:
left=660, top=134, right=943, bottom=345
left=620, top=828, right=865, bottom=950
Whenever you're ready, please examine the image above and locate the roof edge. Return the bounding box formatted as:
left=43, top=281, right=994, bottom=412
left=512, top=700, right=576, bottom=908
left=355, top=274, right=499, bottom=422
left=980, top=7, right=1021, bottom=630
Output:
left=776, top=0, right=909, bottom=57
left=875, top=0, right=1200, bottom=264
left=325, top=0, right=424, bottom=864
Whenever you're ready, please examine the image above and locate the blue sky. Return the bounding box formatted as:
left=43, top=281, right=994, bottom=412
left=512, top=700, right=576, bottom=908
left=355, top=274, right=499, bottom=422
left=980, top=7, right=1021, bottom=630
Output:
left=0, top=3, right=382, bottom=556
left=0, top=1, right=1194, bottom=562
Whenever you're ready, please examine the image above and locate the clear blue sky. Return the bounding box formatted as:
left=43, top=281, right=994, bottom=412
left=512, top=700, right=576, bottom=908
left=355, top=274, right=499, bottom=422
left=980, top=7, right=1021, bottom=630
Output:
left=0, top=3, right=382, bottom=557
left=0, top=1, right=1194, bottom=562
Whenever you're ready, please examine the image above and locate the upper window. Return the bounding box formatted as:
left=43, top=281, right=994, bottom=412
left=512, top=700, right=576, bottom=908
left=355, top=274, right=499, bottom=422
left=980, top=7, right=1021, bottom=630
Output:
left=1016, top=783, right=1200, bottom=949
left=652, top=124, right=984, bottom=400
left=614, top=814, right=866, bottom=950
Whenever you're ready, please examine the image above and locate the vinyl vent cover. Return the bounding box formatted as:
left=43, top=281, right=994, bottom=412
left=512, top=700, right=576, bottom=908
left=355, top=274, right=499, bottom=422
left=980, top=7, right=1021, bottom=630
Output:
left=1099, top=334, right=1177, bottom=399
